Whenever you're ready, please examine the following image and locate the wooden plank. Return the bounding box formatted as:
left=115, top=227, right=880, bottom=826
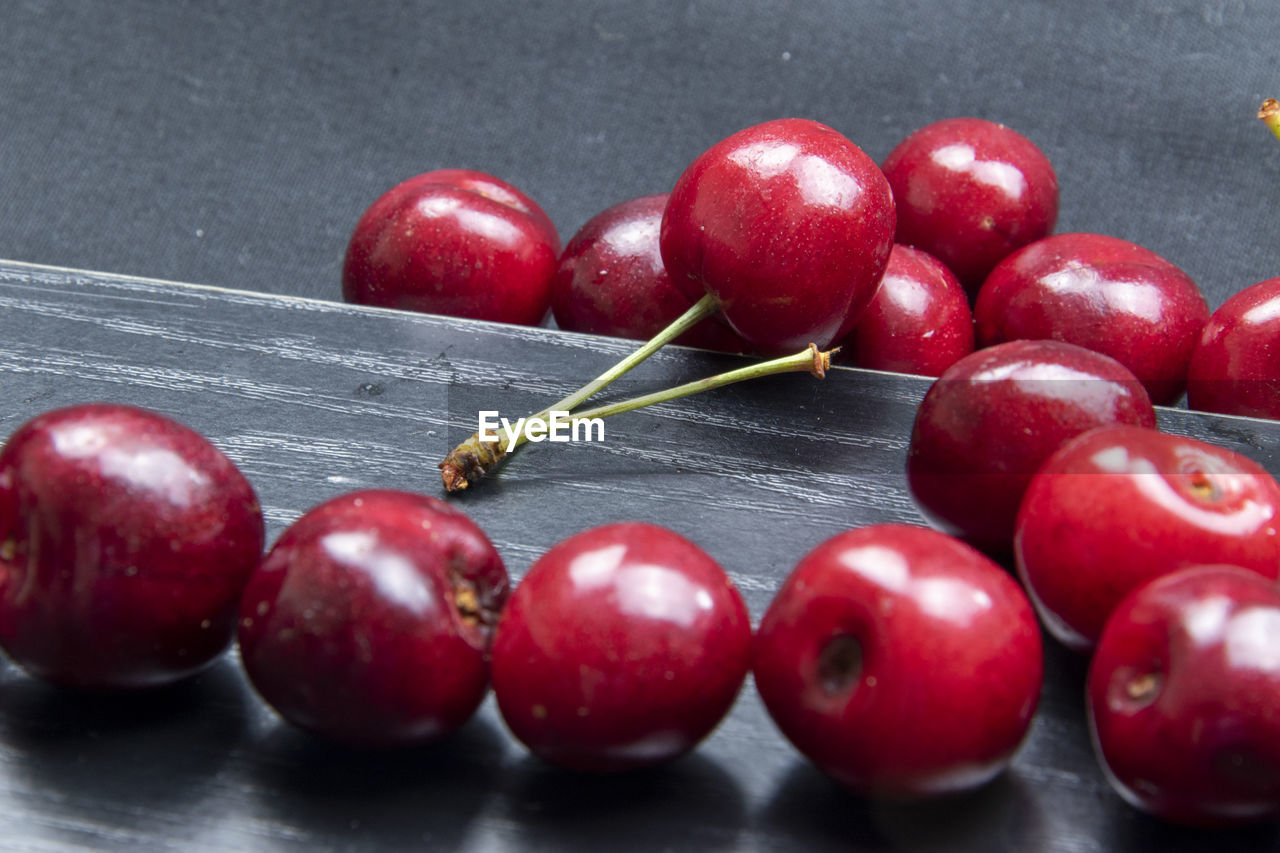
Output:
left=0, top=260, right=1276, bottom=852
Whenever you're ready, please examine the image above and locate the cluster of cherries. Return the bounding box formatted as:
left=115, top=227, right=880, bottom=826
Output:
left=1, top=115, right=1278, bottom=832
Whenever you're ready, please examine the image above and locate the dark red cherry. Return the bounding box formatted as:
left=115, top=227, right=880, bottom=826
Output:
left=1089, top=565, right=1280, bottom=826
left=237, top=489, right=509, bottom=747
left=550, top=193, right=749, bottom=352
left=906, top=340, right=1156, bottom=554
left=754, top=523, right=1043, bottom=799
left=1015, top=425, right=1280, bottom=652
left=834, top=244, right=974, bottom=377
left=0, top=403, right=265, bottom=689
left=342, top=168, right=561, bottom=326
left=660, top=118, right=895, bottom=354
left=881, top=117, right=1059, bottom=294
left=974, top=232, right=1209, bottom=405
left=1187, top=277, right=1280, bottom=419
left=491, top=522, right=752, bottom=772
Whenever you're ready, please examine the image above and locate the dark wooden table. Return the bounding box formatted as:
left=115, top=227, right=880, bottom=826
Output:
left=0, top=259, right=1277, bottom=851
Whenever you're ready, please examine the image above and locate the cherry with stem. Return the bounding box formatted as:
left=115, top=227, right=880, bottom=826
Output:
left=438, top=117, right=896, bottom=492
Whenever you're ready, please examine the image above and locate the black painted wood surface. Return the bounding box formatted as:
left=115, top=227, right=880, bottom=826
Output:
left=0, top=259, right=1277, bottom=851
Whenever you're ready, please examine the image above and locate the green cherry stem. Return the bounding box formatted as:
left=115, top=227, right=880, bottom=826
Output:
left=516, top=343, right=835, bottom=451
left=1261, top=99, right=1280, bottom=141
left=440, top=293, right=719, bottom=491
left=439, top=343, right=835, bottom=491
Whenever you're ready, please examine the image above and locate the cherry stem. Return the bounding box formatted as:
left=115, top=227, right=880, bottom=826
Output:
left=439, top=343, right=834, bottom=491
left=538, top=293, right=721, bottom=417
left=1261, top=99, right=1280, bottom=141
left=440, top=293, right=719, bottom=491
left=517, top=343, right=835, bottom=449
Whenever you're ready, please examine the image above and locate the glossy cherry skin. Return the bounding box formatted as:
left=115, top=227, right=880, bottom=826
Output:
left=0, top=403, right=265, bottom=689
left=833, top=244, right=974, bottom=377
left=1016, top=425, right=1280, bottom=653
left=550, top=193, right=749, bottom=353
left=660, top=118, right=895, bottom=354
left=753, top=523, right=1043, bottom=799
left=975, top=232, right=1209, bottom=405
left=237, top=489, right=509, bottom=748
left=1187, top=277, right=1280, bottom=419
left=906, top=339, right=1156, bottom=554
left=881, top=117, right=1059, bottom=294
left=342, top=168, right=561, bottom=326
left=1089, top=565, right=1280, bottom=826
left=490, top=522, right=751, bottom=772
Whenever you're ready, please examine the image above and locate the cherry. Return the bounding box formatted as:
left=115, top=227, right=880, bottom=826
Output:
left=906, top=339, right=1156, bottom=554
left=660, top=118, right=895, bottom=354
left=880, top=117, right=1059, bottom=294
left=974, top=232, right=1209, bottom=405
left=237, top=489, right=508, bottom=748
left=753, top=523, right=1043, bottom=799
left=833, top=244, right=974, bottom=377
left=442, top=118, right=890, bottom=491
left=1089, top=565, right=1280, bottom=826
left=490, top=522, right=751, bottom=772
left=1187, top=276, right=1280, bottom=419
left=550, top=193, right=749, bottom=353
left=342, top=168, right=561, bottom=326
left=1015, top=425, right=1280, bottom=652
left=0, top=403, right=264, bottom=689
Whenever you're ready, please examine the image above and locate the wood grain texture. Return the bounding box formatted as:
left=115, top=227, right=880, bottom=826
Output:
left=0, top=259, right=1277, bottom=852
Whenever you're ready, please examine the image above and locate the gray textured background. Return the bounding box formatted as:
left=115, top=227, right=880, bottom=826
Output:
left=2, top=0, right=1277, bottom=309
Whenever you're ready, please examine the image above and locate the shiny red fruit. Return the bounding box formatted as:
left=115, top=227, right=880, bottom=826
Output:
left=342, top=168, right=561, bottom=326
left=753, top=524, right=1043, bottom=799
left=491, top=522, right=751, bottom=772
left=906, top=340, right=1156, bottom=553
left=834, top=244, right=974, bottom=377
left=1089, top=565, right=1280, bottom=826
left=974, top=232, right=1209, bottom=405
left=237, top=490, right=508, bottom=747
left=549, top=193, right=749, bottom=352
left=0, top=403, right=264, bottom=689
left=660, top=118, right=895, bottom=354
left=1187, top=277, right=1280, bottom=419
left=881, top=117, right=1059, bottom=293
left=1015, top=425, right=1280, bottom=652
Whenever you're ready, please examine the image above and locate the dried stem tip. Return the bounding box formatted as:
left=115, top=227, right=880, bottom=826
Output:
left=1261, top=99, right=1280, bottom=141
left=810, top=344, right=836, bottom=378
left=439, top=431, right=508, bottom=493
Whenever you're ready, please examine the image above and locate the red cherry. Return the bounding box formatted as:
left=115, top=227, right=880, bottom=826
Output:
left=550, top=193, right=749, bottom=353
left=1187, top=277, right=1280, bottom=419
left=660, top=118, right=895, bottom=354
left=1089, top=565, right=1280, bottom=826
left=490, top=522, right=751, bottom=772
left=237, top=490, right=509, bottom=747
left=881, top=117, right=1059, bottom=294
left=906, top=339, right=1156, bottom=553
left=753, top=523, right=1043, bottom=799
left=833, top=244, right=974, bottom=377
left=0, top=403, right=264, bottom=689
left=342, top=168, right=561, bottom=326
left=974, top=232, right=1209, bottom=405
left=1015, top=425, right=1280, bottom=652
